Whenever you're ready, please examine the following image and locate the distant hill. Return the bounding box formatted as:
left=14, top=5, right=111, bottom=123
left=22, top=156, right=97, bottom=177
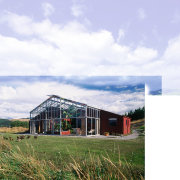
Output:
left=0, top=118, right=29, bottom=128
left=131, top=119, right=145, bottom=136
left=10, top=118, right=30, bottom=122
left=131, top=119, right=144, bottom=129
left=0, top=119, right=11, bottom=127
left=149, top=89, right=162, bottom=95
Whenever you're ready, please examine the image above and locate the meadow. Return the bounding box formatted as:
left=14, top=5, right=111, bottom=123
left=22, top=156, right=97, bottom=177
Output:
left=0, top=134, right=144, bottom=179
left=0, top=127, right=28, bottom=133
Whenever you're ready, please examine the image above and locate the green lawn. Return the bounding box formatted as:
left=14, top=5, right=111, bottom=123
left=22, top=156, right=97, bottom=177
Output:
left=0, top=134, right=144, bottom=179
left=1, top=134, right=144, bottom=169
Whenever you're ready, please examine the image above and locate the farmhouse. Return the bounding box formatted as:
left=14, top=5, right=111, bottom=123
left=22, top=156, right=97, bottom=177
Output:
left=29, top=95, right=130, bottom=136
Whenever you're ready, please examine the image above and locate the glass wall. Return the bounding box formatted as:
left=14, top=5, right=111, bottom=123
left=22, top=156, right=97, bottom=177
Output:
left=30, top=95, right=100, bottom=136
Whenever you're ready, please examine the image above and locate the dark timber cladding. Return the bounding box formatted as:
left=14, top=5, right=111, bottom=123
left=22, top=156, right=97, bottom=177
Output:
left=29, top=95, right=131, bottom=136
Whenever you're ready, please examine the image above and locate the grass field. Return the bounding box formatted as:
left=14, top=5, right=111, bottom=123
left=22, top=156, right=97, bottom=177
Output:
left=10, top=118, right=30, bottom=122
left=0, top=127, right=28, bottom=133
left=0, top=118, right=145, bottom=179
left=0, top=134, right=144, bottom=179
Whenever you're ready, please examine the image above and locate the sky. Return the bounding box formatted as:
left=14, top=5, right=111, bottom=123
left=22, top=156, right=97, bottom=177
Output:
left=0, top=0, right=179, bottom=119
left=0, top=76, right=161, bottom=119
left=0, top=0, right=179, bottom=94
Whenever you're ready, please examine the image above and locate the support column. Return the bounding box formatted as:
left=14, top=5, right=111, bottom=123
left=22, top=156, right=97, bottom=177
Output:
left=99, top=110, right=100, bottom=135
left=60, top=119, right=61, bottom=135
left=95, top=119, right=97, bottom=135
left=45, top=120, right=47, bottom=134
left=52, top=119, right=54, bottom=134
left=30, top=113, right=31, bottom=134
left=33, top=121, right=35, bottom=134
left=42, top=120, right=44, bottom=133
left=91, top=118, right=92, bottom=135
left=29, top=121, right=31, bottom=134
left=85, top=106, right=87, bottom=136
left=60, top=98, right=62, bottom=135
left=45, top=110, right=47, bottom=134
left=39, top=121, right=40, bottom=133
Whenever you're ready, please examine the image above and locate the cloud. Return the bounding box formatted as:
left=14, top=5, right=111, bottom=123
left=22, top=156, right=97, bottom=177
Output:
left=117, top=29, right=125, bottom=43
left=137, top=8, right=146, bottom=20
left=158, top=35, right=180, bottom=94
left=0, top=81, right=144, bottom=118
left=0, top=12, right=158, bottom=74
left=42, top=2, right=55, bottom=17
left=0, top=11, right=33, bottom=35
left=0, top=12, right=179, bottom=94
left=71, top=4, right=84, bottom=17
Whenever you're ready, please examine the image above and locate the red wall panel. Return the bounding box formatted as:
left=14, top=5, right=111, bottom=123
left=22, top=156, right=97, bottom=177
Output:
left=100, top=110, right=131, bottom=135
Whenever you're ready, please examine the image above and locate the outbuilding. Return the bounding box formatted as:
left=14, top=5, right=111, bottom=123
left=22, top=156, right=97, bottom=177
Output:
left=29, top=95, right=131, bottom=136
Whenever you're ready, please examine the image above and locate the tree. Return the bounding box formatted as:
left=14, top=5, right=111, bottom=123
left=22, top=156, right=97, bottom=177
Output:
left=126, top=107, right=145, bottom=121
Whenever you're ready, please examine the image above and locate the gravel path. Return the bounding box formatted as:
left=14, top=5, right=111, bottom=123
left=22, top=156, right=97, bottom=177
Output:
left=11, top=130, right=139, bottom=140
left=86, top=130, right=139, bottom=140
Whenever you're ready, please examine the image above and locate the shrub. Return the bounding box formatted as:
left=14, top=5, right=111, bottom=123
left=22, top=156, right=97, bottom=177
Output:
left=126, top=107, right=145, bottom=121
left=0, top=119, right=11, bottom=127
left=10, top=121, right=29, bottom=128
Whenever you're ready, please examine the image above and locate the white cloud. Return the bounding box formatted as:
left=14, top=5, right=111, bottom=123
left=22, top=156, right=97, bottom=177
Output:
left=158, top=35, right=180, bottom=93
left=0, top=12, right=158, bottom=75
left=0, top=11, right=33, bottom=35
left=71, top=4, right=84, bottom=17
left=137, top=8, right=147, bottom=20
left=42, top=2, right=55, bottom=17
left=0, top=81, right=144, bottom=118
left=0, top=12, right=179, bottom=93
left=117, top=29, right=125, bottom=43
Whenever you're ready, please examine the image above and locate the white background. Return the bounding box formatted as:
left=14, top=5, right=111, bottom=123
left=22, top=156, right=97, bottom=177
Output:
left=146, top=95, right=180, bottom=179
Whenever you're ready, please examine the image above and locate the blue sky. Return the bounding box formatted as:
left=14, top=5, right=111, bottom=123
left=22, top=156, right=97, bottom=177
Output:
left=0, top=0, right=179, bottom=95
left=0, top=0, right=179, bottom=53
left=0, top=76, right=160, bottom=119
left=0, top=76, right=161, bottom=93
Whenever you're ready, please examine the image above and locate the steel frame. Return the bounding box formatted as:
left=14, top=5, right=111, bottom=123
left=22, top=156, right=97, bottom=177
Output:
left=30, top=95, right=100, bottom=136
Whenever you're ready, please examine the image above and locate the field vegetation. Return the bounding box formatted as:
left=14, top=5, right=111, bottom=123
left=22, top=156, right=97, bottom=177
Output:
left=0, top=119, right=29, bottom=133
left=131, top=119, right=145, bottom=136
left=0, top=119, right=11, bottom=127
left=0, top=116, right=144, bottom=179
left=0, top=134, right=144, bottom=179
left=0, top=127, right=28, bottom=133
left=125, top=107, right=145, bottom=121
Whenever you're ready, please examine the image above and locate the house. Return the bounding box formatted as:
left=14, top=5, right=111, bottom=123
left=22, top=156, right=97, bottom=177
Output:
left=29, top=95, right=131, bottom=136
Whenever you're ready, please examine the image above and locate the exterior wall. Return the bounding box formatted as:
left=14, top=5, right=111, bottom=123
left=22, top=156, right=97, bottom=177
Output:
left=100, top=110, right=131, bottom=135
left=123, top=116, right=131, bottom=135
left=100, top=110, right=124, bottom=135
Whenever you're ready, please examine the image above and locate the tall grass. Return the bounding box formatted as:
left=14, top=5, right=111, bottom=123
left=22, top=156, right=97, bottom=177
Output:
left=0, top=137, right=144, bottom=179
left=0, top=127, right=28, bottom=133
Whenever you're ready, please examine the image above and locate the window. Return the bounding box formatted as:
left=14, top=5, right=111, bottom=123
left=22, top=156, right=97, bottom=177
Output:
left=109, top=118, right=117, bottom=126
left=78, top=119, right=81, bottom=128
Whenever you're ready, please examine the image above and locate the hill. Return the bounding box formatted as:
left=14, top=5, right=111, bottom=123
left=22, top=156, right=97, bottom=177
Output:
left=0, top=118, right=29, bottom=129
left=131, top=118, right=145, bottom=136
left=10, top=118, right=30, bottom=122
left=0, top=119, right=11, bottom=127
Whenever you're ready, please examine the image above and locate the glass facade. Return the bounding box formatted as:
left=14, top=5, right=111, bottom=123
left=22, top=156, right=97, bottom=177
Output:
left=30, top=95, right=100, bottom=136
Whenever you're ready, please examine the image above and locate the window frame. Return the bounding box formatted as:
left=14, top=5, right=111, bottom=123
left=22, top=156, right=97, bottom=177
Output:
left=109, top=118, right=117, bottom=126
